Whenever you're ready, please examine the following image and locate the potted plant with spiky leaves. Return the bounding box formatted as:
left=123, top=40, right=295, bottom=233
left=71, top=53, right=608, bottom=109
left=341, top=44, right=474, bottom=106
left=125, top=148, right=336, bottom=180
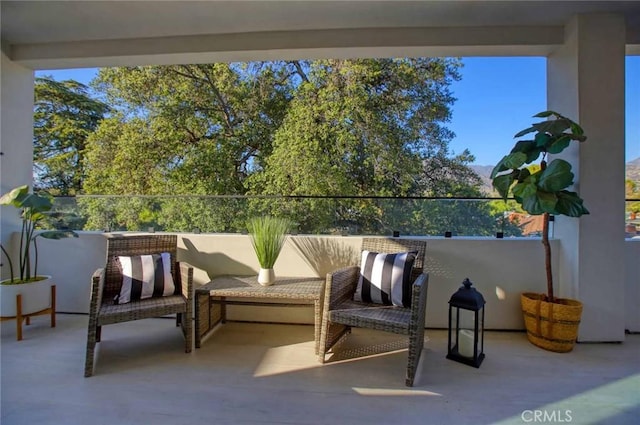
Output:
left=1, top=185, right=77, bottom=319
left=247, top=216, right=291, bottom=286
left=491, top=111, right=589, bottom=352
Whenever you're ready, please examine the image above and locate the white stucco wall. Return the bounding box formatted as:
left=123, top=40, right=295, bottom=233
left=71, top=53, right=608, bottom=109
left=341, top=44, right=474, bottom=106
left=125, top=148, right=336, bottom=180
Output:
left=625, top=239, right=640, bottom=332
left=0, top=51, right=34, bottom=280
left=11, top=233, right=640, bottom=334
left=29, top=233, right=555, bottom=329
left=548, top=15, right=627, bottom=342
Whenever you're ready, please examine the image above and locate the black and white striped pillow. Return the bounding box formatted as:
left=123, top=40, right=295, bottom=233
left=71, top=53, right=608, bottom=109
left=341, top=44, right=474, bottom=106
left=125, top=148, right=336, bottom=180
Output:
left=115, top=252, right=176, bottom=304
left=354, top=250, right=417, bottom=307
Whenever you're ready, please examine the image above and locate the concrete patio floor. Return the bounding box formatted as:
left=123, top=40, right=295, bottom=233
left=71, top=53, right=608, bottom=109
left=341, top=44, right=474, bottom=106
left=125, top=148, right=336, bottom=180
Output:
left=1, top=314, right=639, bottom=425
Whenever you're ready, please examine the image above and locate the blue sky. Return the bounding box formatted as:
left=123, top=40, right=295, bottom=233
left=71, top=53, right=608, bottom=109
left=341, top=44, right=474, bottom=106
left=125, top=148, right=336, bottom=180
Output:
left=36, top=56, right=639, bottom=165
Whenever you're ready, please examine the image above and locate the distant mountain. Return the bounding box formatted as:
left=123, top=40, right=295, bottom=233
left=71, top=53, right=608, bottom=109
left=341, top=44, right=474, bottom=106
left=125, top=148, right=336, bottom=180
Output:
left=471, top=157, right=640, bottom=195
left=469, top=165, right=495, bottom=195
left=627, top=157, right=640, bottom=183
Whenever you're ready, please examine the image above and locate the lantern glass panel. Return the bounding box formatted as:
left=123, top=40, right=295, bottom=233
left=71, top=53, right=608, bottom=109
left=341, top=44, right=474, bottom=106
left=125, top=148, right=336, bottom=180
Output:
left=479, top=309, right=484, bottom=354
left=457, top=308, right=476, bottom=357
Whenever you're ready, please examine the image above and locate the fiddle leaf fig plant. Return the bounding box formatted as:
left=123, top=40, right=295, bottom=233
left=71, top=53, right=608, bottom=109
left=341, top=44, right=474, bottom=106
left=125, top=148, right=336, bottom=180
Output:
left=0, top=185, right=78, bottom=284
left=490, top=111, right=589, bottom=302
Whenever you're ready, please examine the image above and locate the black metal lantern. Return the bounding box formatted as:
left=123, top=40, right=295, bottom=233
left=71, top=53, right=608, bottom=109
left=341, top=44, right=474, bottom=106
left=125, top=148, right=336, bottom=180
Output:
left=447, top=278, right=485, bottom=367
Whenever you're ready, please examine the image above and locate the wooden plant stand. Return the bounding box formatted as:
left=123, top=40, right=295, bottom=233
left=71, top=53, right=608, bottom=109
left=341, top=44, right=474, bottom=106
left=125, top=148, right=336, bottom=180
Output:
left=0, top=285, right=56, bottom=341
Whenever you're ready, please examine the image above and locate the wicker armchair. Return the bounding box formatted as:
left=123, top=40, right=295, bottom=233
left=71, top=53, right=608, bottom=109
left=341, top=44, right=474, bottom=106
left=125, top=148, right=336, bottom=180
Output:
left=318, top=238, right=429, bottom=387
left=84, top=234, right=193, bottom=377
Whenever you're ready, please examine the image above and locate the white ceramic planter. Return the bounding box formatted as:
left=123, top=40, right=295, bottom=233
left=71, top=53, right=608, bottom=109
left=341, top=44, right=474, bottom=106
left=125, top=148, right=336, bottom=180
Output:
left=0, top=276, right=53, bottom=317
left=257, top=268, right=275, bottom=286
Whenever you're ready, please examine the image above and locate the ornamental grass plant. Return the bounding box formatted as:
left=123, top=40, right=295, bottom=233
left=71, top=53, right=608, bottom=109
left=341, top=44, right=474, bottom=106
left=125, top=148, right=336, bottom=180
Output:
left=247, top=216, right=291, bottom=269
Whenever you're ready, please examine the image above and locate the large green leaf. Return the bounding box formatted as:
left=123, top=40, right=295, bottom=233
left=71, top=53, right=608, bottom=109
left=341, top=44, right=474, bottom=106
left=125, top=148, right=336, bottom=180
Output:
left=19, top=194, right=53, bottom=213
left=0, top=185, right=29, bottom=207
left=521, top=190, right=557, bottom=215
left=514, top=126, right=537, bottom=138
left=512, top=169, right=538, bottom=198
left=532, top=118, right=572, bottom=135
left=491, top=152, right=525, bottom=178
left=512, top=180, right=538, bottom=200
left=492, top=173, right=515, bottom=200
left=490, top=160, right=509, bottom=179
left=1, top=186, right=53, bottom=214
left=533, top=111, right=557, bottom=118
left=546, top=135, right=571, bottom=154
left=502, top=152, right=527, bottom=169
left=555, top=191, right=590, bottom=217
left=534, top=132, right=551, bottom=147
left=538, top=159, right=574, bottom=192
left=510, top=140, right=543, bottom=163
left=570, top=133, right=587, bottom=142
left=570, top=122, right=585, bottom=137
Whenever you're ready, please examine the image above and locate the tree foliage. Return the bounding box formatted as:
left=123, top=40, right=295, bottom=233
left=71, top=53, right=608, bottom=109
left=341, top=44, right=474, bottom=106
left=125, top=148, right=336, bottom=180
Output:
left=70, top=59, right=506, bottom=235
left=85, top=64, right=292, bottom=197
left=627, top=178, right=640, bottom=215
left=34, top=77, right=110, bottom=195
left=249, top=59, right=467, bottom=196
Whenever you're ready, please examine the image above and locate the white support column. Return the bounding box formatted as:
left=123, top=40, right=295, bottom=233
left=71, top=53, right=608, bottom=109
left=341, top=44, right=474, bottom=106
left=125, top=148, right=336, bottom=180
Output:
left=548, top=14, right=626, bottom=342
left=1, top=50, right=35, bottom=280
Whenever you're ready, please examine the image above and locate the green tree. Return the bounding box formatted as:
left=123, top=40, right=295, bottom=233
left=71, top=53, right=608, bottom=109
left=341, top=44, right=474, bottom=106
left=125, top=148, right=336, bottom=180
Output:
left=249, top=59, right=464, bottom=196
left=246, top=58, right=490, bottom=234
left=34, top=77, right=109, bottom=195
left=81, top=60, right=499, bottom=235
left=627, top=178, right=640, bottom=218
left=83, top=63, right=294, bottom=231
left=86, top=64, right=292, bottom=196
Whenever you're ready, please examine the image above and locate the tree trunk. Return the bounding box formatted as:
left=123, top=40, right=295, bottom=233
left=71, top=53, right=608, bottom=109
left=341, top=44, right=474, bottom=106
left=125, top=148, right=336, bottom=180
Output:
left=541, top=212, right=554, bottom=302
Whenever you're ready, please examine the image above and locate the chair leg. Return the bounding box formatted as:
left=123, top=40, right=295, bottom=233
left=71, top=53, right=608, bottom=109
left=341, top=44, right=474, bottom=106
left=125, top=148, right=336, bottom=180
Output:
left=318, top=322, right=351, bottom=363
left=16, top=294, right=23, bottom=341
left=85, top=313, right=99, bottom=377
left=405, top=351, right=417, bottom=387
left=318, top=318, right=330, bottom=363
left=405, top=332, right=425, bottom=387
left=182, top=311, right=192, bottom=353
left=85, top=327, right=97, bottom=377
left=50, top=285, right=56, bottom=328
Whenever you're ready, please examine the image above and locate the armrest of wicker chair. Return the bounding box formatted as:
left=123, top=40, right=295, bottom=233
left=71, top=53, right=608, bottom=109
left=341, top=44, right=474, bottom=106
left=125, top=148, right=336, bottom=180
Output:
left=177, top=261, right=194, bottom=301
left=318, top=265, right=359, bottom=362
left=324, top=265, right=359, bottom=309
left=89, top=268, right=105, bottom=316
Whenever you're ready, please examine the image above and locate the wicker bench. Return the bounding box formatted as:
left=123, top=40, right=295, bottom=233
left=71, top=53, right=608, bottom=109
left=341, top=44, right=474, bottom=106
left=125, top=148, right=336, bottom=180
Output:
left=195, top=275, right=324, bottom=351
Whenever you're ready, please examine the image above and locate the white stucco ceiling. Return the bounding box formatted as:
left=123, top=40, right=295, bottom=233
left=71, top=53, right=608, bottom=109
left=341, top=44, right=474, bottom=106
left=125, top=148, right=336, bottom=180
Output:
left=2, top=1, right=639, bottom=69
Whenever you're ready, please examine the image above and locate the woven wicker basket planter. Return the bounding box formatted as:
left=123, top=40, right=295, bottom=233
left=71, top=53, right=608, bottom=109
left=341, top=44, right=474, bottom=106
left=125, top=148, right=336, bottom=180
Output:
left=521, top=292, right=583, bottom=353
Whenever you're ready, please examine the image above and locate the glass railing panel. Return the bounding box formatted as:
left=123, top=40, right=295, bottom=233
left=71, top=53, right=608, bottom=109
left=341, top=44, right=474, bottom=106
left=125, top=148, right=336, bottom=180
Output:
left=44, top=195, right=556, bottom=238
left=626, top=200, right=640, bottom=238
